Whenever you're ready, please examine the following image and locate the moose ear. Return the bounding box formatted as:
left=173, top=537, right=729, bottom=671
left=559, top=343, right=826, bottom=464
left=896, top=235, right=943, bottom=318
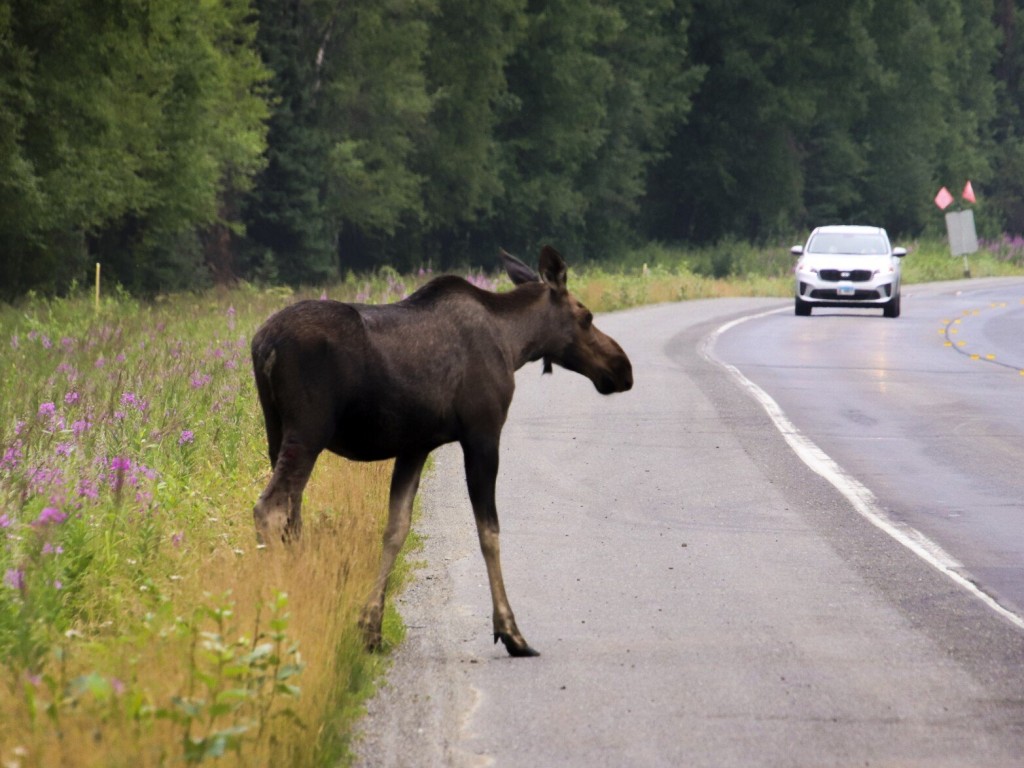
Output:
left=538, top=245, right=568, bottom=292
left=500, top=248, right=540, bottom=285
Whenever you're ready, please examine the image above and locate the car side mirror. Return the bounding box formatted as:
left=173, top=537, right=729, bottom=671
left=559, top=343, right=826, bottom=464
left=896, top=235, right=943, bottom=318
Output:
left=892, top=246, right=907, bottom=258
left=790, top=245, right=804, bottom=256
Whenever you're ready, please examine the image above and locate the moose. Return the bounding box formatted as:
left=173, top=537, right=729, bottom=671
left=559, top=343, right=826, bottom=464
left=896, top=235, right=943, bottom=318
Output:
left=250, top=246, right=633, bottom=657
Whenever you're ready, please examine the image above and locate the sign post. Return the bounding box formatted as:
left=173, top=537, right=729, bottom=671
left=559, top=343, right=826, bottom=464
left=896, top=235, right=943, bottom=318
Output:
left=944, top=209, right=978, bottom=278
left=935, top=182, right=978, bottom=278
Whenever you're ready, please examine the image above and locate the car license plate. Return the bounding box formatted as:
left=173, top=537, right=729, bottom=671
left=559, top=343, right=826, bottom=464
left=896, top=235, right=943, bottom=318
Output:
left=838, top=284, right=855, bottom=296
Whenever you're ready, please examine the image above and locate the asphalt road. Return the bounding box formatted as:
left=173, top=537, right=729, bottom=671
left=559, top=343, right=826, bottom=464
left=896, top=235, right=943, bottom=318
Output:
left=712, top=277, right=1024, bottom=624
left=353, top=284, right=1024, bottom=767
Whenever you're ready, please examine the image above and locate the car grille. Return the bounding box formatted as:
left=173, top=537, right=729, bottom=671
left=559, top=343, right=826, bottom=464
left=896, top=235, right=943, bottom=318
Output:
left=818, top=269, right=873, bottom=282
left=809, top=288, right=883, bottom=301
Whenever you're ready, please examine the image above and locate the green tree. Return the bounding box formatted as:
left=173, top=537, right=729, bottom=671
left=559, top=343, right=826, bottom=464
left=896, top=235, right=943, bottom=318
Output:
left=408, top=0, right=527, bottom=264
left=323, top=0, right=434, bottom=267
left=857, top=0, right=997, bottom=234
left=989, top=0, right=1024, bottom=232
left=0, top=0, right=269, bottom=297
left=244, top=0, right=335, bottom=284
left=490, top=0, right=700, bottom=258
left=579, top=0, right=703, bottom=254
left=645, top=0, right=999, bottom=245
left=246, top=0, right=433, bottom=280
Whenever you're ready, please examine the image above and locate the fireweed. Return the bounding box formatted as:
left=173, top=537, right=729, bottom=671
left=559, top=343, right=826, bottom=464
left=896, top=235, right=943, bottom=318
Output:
left=1, top=294, right=261, bottom=667
left=0, top=280, right=428, bottom=766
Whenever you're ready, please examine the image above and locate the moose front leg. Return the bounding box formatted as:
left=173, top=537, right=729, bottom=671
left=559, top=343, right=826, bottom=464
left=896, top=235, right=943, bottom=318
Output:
left=463, top=436, right=540, bottom=658
left=476, top=523, right=539, bottom=657
left=360, top=451, right=428, bottom=651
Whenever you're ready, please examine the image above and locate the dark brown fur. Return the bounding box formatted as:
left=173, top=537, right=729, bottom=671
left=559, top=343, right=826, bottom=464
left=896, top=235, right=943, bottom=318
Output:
left=250, top=246, right=632, bottom=656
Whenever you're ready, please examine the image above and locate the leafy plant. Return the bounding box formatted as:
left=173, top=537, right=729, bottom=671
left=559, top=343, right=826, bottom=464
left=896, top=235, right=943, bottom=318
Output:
left=155, top=592, right=305, bottom=764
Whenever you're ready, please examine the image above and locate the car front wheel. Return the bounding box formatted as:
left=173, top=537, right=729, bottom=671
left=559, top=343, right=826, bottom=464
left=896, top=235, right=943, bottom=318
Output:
left=795, top=297, right=812, bottom=316
left=883, top=292, right=901, bottom=318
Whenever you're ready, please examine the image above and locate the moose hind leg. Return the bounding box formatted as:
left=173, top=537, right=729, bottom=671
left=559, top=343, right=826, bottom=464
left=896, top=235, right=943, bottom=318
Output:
left=360, top=451, right=428, bottom=651
left=463, top=438, right=539, bottom=657
left=253, top=438, right=318, bottom=544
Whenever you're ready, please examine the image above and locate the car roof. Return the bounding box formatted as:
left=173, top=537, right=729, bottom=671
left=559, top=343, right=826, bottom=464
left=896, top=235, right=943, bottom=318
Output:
left=810, top=225, right=886, bottom=236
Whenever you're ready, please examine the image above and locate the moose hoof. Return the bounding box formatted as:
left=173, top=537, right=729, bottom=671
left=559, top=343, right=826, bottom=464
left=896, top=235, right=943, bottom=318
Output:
left=359, top=609, right=384, bottom=652
left=360, top=623, right=383, bottom=653
left=495, top=632, right=540, bottom=658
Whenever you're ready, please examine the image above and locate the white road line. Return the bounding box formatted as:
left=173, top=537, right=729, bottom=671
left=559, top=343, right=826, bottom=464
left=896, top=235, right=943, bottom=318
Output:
left=701, top=307, right=1024, bottom=632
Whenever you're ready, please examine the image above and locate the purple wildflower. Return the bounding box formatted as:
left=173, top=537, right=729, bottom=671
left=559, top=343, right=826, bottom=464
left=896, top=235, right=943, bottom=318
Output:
left=190, top=372, right=212, bottom=389
left=108, top=456, right=133, bottom=492
left=55, top=442, right=75, bottom=457
left=10, top=334, right=18, bottom=349
left=178, top=429, right=195, bottom=446
left=27, top=466, right=64, bottom=494
left=4, top=569, right=25, bottom=590
left=71, top=419, right=91, bottom=437
left=65, top=391, right=79, bottom=405
left=0, top=513, right=10, bottom=528
left=33, top=507, right=67, bottom=527
left=77, top=478, right=99, bottom=500
left=171, top=532, right=184, bottom=547
left=466, top=272, right=496, bottom=291
left=38, top=402, right=56, bottom=418
left=95, top=356, right=106, bottom=369
left=1, top=442, right=22, bottom=469
left=42, top=543, right=64, bottom=555
left=54, top=579, right=63, bottom=590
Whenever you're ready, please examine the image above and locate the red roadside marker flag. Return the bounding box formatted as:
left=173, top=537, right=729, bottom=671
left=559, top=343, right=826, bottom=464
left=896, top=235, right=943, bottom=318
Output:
left=934, top=186, right=954, bottom=210
left=962, top=180, right=976, bottom=204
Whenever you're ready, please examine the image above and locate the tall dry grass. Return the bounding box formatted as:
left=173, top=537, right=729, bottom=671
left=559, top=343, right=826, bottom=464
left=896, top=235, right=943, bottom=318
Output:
left=1, top=457, right=393, bottom=768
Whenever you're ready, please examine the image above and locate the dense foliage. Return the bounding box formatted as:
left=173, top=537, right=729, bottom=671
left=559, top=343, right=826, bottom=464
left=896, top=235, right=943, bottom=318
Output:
left=3, top=0, right=1024, bottom=296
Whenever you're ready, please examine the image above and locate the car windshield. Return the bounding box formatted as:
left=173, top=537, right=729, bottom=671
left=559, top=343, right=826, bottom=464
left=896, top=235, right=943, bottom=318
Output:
left=807, top=233, right=888, bottom=255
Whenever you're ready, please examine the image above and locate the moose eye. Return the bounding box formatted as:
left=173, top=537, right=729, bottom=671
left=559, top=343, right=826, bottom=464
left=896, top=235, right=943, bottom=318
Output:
left=580, top=311, right=594, bottom=330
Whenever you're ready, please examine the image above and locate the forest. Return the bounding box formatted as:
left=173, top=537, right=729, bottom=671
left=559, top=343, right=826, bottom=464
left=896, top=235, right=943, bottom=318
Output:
left=2, top=0, right=1024, bottom=297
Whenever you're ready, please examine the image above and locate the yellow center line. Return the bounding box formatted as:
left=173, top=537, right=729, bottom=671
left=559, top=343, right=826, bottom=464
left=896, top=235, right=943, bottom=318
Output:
left=941, top=299, right=1024, bottom=376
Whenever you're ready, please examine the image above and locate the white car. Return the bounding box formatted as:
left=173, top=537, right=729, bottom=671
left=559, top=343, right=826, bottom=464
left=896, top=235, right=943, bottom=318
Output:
left=791, top=225, right=907, bottom=317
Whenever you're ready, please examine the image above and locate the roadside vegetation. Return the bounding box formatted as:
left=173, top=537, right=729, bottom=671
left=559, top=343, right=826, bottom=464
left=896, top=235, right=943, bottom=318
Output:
left=3, top=237, right=1024, bottom=766
left=0, top=282, right=418, bottom=767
